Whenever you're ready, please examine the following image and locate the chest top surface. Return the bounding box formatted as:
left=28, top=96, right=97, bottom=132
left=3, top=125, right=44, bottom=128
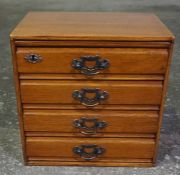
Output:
left=10, top=12, right=174, bottom=42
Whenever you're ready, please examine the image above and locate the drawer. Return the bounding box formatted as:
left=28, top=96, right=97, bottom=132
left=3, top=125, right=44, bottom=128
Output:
left=16, top=47, right=168, bottom=74
left=24, top=110, right=158, bottom=134
left=26, top=137, right=155, bottom=160
left=20, top=80, right=162, bottom=105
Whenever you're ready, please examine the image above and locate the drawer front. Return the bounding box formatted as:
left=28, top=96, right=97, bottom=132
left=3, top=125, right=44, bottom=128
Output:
left=16, top=48, right=168, bottom=74
left=26, top=137, right=155, bottom=160
left=24, top=110, right=158, bottom=134
left=20, top=80, right=162, bottom=105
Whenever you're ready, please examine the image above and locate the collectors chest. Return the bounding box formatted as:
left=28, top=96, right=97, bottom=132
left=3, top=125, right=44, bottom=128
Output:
left=10, top=12, right=174, bottom=167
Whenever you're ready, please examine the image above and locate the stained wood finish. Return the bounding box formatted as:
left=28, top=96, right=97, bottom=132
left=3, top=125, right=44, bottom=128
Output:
left=28, top=157, right=152, bottom=163
left=20, top=80, right=162, bottom=105
left=14, top=40, right=171, bottom=48
left=24, top=110, right=158, bottom=134
left=26, top=137, right=155, bottom=159
left=10, top=39, right=27, bottom=164
left=10, top=12, right=174, bottom=41
left=16, top=48, right=168, bottom=74
left=19, top=74, right=164, bottom=81
left=27, top=160, right=153, bottom=167
left=25, top=132, right=155, bottom=138
left=10, top=12, right=175, bottom=167
left=23, top=104, right=160, bottom=111
left=153, top=42, right=175, bottom=163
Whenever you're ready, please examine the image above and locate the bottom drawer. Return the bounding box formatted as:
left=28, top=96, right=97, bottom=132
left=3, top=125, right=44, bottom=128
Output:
left=26, top=137, right=155, bottom=162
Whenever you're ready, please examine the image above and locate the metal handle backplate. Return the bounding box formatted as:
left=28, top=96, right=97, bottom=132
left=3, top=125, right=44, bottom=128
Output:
left=73, top=144, right=105, bottom=161
left=72, top=55, right=109, bottom=75
left=73, top=117, right=108, bottom=135
left=72, top=88, right=108, bottom=107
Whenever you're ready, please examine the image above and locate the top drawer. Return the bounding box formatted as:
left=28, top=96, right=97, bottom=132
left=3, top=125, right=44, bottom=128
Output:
left=16, top=48, right=168, bottom=74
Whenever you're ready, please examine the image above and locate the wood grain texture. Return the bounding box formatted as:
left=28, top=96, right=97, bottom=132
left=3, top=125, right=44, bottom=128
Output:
left=10, top=12, right=175, bottom=167
left=10, top=12, right=174, bottom=41
left=25, top=132, right=155, bottom=138
left=10, top=38, right=27, bottom=164
left=23, top=104, right=160, bottom=111
left=153, top=42, right=175, bottom=163
left=19, top=74, right=164, bottom=81
left=14, top=40, right=171, bottom=48
left=27, top=157, right=153, bottom=167
left=28, top=157, right=152, bottom=163
left=27, top=160, right=153, bottom=167
left=20, top=80, right=163, bottom=105
left=26, top=137, right=155, bottom=159
left=23, top=110, right=158, bottom=134
left=16, top=47, right=168, bottom=74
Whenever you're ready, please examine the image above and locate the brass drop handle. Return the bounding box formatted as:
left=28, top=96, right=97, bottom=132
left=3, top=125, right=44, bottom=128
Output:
left=72, top=88, right=109, bottom=107
left=73, top=117, right=108, bottom=135
left=73, top=144, right=105, bottom=161
left=72, top=55, right=110, bottom=75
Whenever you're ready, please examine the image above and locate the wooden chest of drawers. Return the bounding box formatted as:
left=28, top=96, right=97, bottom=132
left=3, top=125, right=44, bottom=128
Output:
left=10, top=12, right=174, bottom=167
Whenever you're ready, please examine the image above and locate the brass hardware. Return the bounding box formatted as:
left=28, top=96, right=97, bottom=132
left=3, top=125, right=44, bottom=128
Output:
left=72, top=88, right=109, bottom=107
left=73, top=117, right=108, bottom=135
left=73, top=144, right=105, bottom=161
left=72, top=55, right=109, bottom=75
